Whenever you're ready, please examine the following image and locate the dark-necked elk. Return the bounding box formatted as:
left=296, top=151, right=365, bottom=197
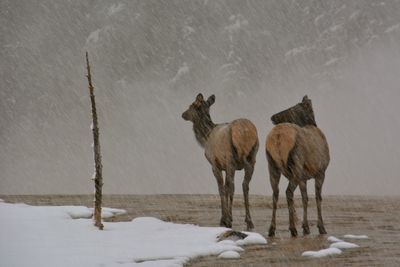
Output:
left=182, top=93, right=259, bottom=230
left=266, top=95, right=330, bottom=237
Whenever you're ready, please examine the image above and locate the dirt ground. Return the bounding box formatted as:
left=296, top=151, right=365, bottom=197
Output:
left=1, top=194, right=399, bottom=266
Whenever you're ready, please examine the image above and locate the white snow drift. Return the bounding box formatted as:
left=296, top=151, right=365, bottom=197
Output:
left=330, top=241, right=359, bottom=249
left=302, top=247, right=342, bottom=258
left=343, top=234, right=369, bottom=239
left=0, top=201, right=266, bottom=267
left=302, top=235, right=366, bottom=259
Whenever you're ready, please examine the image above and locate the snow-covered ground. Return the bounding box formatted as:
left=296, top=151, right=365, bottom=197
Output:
left=0, top=201, right=266, bottom=267
left=302, top=235, right=367, bottom=258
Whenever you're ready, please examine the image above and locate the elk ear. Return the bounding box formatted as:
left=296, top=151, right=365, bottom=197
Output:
left=196, top=93, right=204, bottom=102
left=207, top=95, right=215, bottom=106
left=302, top=95, right=309, bottom=102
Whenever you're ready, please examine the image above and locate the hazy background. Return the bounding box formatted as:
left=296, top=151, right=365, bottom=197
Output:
left=1, top=0, right=399, bottom=195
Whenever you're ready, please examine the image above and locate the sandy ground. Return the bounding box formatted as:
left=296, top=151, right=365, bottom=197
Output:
left=1, top=194, right=399, bottom=266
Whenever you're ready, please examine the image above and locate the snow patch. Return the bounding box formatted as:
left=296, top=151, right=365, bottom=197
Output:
left=64, top=206, right=93, bottom=219
left=99, top=207, right=127, bottom=218
left=64, top=206, right=127, bottom=219
left=327, top=236, right=343, bottom=243
left=303, top=235, right=362, bottom=259
left=343, top=234, right=369, bottom=239
left=302, top=247, right=342, bottom=258
left=330, top=241, right=359, bottom=249
left=0, top=202, right=261, bottom=267
left=235, top=232, right=267, bottom=246
left=218, top=251, right=240, bottom=259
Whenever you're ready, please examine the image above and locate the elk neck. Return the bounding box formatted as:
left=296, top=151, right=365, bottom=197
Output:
left=192, top=114, right=216, bottom=147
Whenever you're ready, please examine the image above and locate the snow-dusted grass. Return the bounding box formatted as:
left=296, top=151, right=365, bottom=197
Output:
left=303, top=235, right=363, bottom=259
left=0, top=202, right=266, bottom=267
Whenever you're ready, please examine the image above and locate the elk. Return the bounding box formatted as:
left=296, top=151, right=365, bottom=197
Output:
left=182, top=93, right=259, bottom=230
left=266, top=95, right=330, bottom=237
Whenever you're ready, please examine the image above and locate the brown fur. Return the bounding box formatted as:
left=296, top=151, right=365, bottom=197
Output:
left=266, top=96, right=330, bottom=237
left=182, top=94, right=258, bottom=230
left=206, top=119, right=258, bottom=170
left=266, top=124, right=329, bottom=178
left=266, top=123, right=297, bottom=170
left=231, top=119, right=258, bottom=160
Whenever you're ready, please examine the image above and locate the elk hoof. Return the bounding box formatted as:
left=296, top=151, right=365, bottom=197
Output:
left=289, top=227, right=298, bottom=237
left=220, top=217, right=232, bottom=228
left=318, top=225, right=327, bottom=235
left=268, top=226, right=276, bottom=237
left=246, top=220, right=254, bottom=231
left=302, top=224, right=310, bottom=235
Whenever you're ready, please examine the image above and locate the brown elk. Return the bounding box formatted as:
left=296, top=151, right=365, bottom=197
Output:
left=182, top=93, right=259, bottom=230
left=266, top=95, right=330, bottom=237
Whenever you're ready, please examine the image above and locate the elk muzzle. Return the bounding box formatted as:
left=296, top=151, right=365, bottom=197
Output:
left=182, top=110, right=190, bottom=121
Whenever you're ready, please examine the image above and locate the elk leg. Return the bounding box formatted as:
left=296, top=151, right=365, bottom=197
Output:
left=225, top=167, right=235, bottom=227
left=286, top=180, right=298, bottom=237
left=243, top=161, right=255, bottom=231
left=267, top=153, right=281, bottom=237
left=315, top=173, right=327, bottom=234
left=299, top=180, right=310, bottom=235
left=212, top=167, right=230, bottom=227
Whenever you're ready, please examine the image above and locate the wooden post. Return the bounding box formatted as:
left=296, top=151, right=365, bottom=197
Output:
left=85, top=52, right=104, bottom=230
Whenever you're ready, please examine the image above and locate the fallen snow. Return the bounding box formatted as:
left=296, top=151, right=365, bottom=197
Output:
left=303, top=235, right=362, bottom=259
left=100, top=207, right=127, bottom=218
left=218, top=251, right=240, bottom=259
left=343, top=234, right=369, bottom=239
left=236, top=232, right=267, bottom=246
left=0, top=202, right=265, bottom=267
left=302, top=248, right=342, bottom=258
left=63, top=206, right=126, bottom=219
left=330, top=241, right=359, bottom=249
left=327, top=236, right=343, bottom=243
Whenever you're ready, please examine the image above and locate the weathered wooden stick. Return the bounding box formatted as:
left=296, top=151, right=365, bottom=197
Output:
left=86, top=52, right=104, bottom=230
